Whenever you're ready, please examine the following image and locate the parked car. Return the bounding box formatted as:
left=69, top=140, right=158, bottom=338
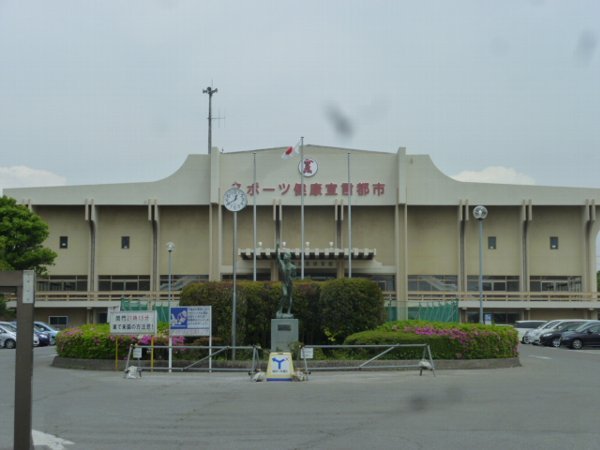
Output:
left=0, top=322, right=40, bottom=347
left=530, top=320, right=585, bottom=345
left=523, top=320, right=564, bottom=344
left=0, top=325, right=17, bottom=349
left=560, top=322, right=600, bottom=349
left=513, top=320, right=547, bottom=343
left=538, top=320, right=594, bottom=347
left=34, top=321, right=59, bottom=345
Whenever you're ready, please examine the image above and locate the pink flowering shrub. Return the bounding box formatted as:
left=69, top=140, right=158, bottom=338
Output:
left=56, top=323, right=185, bottom=360
left=344, top=320, right=518, bottom=359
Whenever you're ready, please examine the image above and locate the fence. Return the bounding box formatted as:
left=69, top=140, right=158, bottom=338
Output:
left=123, top=342, right=436, bottom=378
left=124, top=344, right=264, bottom=374
left=408, top=299, right=459, bottom=323
left=298, top=343, right=436, bottom=378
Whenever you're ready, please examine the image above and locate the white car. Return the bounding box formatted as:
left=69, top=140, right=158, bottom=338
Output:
left=514, top=320, right=547, bottom=343
left=525, top=320, right=574, bottom=345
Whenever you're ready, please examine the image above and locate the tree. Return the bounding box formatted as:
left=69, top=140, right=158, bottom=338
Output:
left=0, top=196, right=57, bottom=275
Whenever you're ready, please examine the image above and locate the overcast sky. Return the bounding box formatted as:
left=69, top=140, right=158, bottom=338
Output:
left=0, top=0, right=598, bottom=193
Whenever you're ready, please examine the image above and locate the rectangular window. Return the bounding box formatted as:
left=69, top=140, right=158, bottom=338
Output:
left=98, top=275, right=151, bottom=291
left=121, top=236, right=130, bottom=249
left=550, top=236, right=559, bottom=249
left=37, top=276, right=87, bottom=291
left=466, top=275, right=519, bottom=292
left=407, top=275, right=458, bottom=291
left=488, top=236, right=497, bottom=250
left=530, top=276, right=581, bottom=292
left=48, top=316, right=69, bottom=330
left=59, top=236, right=68, bottom=249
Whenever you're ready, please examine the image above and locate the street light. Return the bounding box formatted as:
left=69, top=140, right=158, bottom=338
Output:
left=473, top=206, right=488, bottom=324
left=166, top=241, right=175, bottom=372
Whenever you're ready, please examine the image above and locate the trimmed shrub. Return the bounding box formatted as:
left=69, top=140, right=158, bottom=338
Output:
left=56, top=324, right=135, bottom=359
left=320, top=278, right=385, bottom=344
left=345, top=320, right=518, bottom=359
left=56, top=323, right=186, bottom=360
left=180, top=281, right=247, bottom=346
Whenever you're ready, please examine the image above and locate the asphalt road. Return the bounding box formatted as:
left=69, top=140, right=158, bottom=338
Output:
left=1, top=344, right=600, bottom=450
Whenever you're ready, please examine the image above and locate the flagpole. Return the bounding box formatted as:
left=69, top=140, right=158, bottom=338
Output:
left=300, top=136, right=305, bottom=279
left=252, top=152, right=257, bottom=281
left=347, top=152, right=352, bottom=278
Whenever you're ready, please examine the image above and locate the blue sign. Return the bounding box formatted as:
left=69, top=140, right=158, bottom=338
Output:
left=169, top=306, right=211, bottom=336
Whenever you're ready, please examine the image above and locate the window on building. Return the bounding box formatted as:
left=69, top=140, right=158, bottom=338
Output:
left=467, top=275, right=519, bottom=292
left=550, top=236, right=559, bottom=249
left=408, top=275, right=458, bottom=291
left=48, top=316, right=69, bottom=330
left=121, top=236, right=130, bottom=249
left=488, top=236, right=497, bottom=250
left=37, top=276, right=87, bottom=291
left=59, top=236, right=68, bottom=249
left=530, top=276, right=581, bottom=292
left=98, top=275, right=151, bottom=291
left=159, top=275, right=208, bottom=291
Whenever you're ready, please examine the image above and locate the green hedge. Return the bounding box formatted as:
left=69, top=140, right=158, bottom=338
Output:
left=320, top=278, right=385, bottom=343
left=180, top=278, right=384, bottom=348
left=344, top=320, right=518, bottom=359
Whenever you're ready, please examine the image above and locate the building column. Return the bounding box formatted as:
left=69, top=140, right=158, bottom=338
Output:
left=85, top=199, right=97, bottom=296
left=148, top=199, right=160, bottom=295
left=520, top=200, right=532, bottom=296
left=395, top=203, right=408, bottom=320
left=583, top=200, right=596, bottom=292
left=458, top=200, right=469, bottom=293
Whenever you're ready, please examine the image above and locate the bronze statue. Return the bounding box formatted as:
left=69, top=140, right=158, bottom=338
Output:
left=276, top=242, right=296, bottom=317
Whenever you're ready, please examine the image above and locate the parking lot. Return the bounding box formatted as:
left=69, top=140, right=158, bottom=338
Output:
left=1, top=344, right=600, bottom=450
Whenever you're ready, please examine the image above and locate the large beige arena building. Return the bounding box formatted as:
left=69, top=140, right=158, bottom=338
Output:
left=5, top=145, right=600, bottom=328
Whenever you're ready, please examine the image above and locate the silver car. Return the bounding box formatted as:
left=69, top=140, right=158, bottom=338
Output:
left=0, top=325, right=17, bottom=349
left=0, top=322, right=39, bottom=347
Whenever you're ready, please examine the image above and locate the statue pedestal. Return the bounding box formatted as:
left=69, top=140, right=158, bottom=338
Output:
left=271, top=318, right=299, bottom=352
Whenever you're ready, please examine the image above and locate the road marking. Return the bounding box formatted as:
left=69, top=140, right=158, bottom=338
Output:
left=32, top=430, right=74, bottom=449
left=528, top=355, right=552, bottom=360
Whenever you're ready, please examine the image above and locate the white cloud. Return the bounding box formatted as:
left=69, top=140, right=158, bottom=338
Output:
left=451, top=166, right=536, bottom=185
left=0, top=166, right=67, bottom=195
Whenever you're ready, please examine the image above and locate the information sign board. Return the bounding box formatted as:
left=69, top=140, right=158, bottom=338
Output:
left=170, top=306, right=212, bottom=337
left=109, top=311, right=157, bottom=335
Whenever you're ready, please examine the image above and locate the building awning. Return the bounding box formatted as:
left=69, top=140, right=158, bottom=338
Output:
left=239, top=247, right=376, bottom=261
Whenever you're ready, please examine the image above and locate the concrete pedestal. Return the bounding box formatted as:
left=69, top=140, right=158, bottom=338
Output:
left=270, top=318, right=299, bottom=352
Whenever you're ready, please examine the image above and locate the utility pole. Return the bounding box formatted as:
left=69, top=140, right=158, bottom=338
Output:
left=203, top=86, right=218, bottom=154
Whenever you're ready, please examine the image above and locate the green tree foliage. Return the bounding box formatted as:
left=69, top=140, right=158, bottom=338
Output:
left=319, top=278, right=385, bottom=343
left=0, top=196, right=56, bottom=274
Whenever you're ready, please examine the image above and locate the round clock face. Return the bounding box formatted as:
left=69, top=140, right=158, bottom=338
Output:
left=473, top=205, right=488, bottom=220
left=223, top=187, right=247, bottom=212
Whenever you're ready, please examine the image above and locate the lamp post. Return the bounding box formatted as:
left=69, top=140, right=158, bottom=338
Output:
left=473, top=206, right=488, bottom=324
left=166, top=241, right=175, bottom=372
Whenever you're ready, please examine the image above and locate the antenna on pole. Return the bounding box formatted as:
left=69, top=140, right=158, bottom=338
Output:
left=203, top=86, right=218, bottom=154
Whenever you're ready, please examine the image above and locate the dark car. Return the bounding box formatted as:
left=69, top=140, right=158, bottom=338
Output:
left=538, top=320, right=593, bottom=347
left=560, top=322, right=600, bottom=350
left=33, top=329, right=51, bottom=346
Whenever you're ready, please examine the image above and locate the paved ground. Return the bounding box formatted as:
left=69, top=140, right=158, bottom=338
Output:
left=1, top=344, right=600, bottom=450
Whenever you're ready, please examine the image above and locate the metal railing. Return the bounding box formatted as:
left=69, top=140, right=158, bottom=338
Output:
left=298, top=343, right=436, bottom=377
left=406, top=291, right=600, bottom=303
left=123, top=344, right=264, bottom=375
left=4, top=289, right=597, bottom=305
